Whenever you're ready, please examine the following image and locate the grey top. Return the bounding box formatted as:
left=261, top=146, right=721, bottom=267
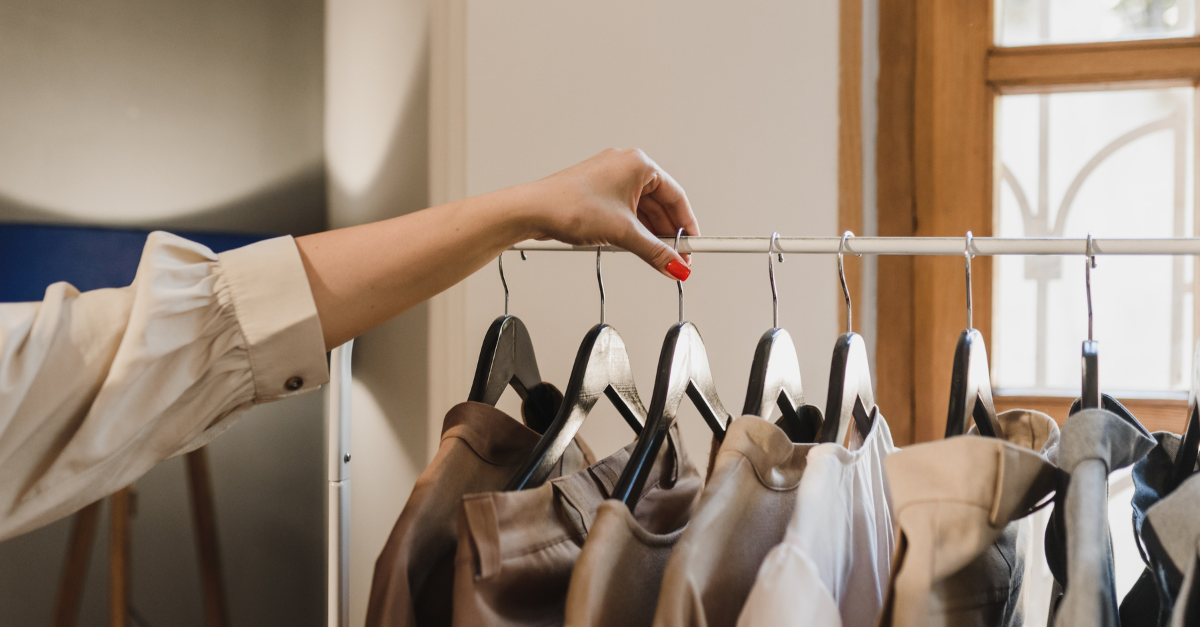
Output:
left=1045, top=408, right=1155, bottom=627
left=1168, top=538, right=1200, bottom=627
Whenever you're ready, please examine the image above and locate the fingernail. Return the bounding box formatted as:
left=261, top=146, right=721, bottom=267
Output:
left=666, top=259, right=691, bottom=281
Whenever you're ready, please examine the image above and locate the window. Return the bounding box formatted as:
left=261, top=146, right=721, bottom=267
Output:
left=994, top=87, right=1195, bottom=394
left=872, top=0, right=1200, bottom=442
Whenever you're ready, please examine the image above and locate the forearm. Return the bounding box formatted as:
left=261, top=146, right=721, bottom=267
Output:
left=297, top=184, right=542, bottom=350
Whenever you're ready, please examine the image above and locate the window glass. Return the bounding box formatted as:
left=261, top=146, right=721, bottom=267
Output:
left=997, top=0, right=1195, bottom=46
left=993, top=87, right=1195, bottom=394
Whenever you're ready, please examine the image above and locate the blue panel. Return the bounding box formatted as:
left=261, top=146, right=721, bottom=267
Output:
left=0, top=224, right=273, bottom=303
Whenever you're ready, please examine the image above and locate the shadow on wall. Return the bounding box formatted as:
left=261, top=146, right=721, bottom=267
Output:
left=0, top=164, right=328, bottom=237
left=324, top=14, right=433, bottom=624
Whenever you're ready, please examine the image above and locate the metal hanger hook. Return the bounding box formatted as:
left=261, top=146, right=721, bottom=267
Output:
left=596, top=247, right=606, bottom=325
left=965, top=231, right=975, bottom=330
left=838, top=231, right=859, bottom=334
left=674, top=228, right=685, bottom=322
left=768, top=231, right=781, bottom=329
left=1085, top=232, right=1096, bottom=342
left=498, top=253, right=510, bottom=316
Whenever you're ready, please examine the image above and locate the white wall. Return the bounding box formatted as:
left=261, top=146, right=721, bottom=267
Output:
left=0, top=1, right=327, bottom=625
left=432, top=0, right=842, bottom=463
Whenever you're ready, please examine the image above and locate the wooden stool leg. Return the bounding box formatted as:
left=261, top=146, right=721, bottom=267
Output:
left=51, top=501, right=102, bottom=627
left=109, top=487, right=132, bottom=627
left=186, top=448, right=229, bottom=627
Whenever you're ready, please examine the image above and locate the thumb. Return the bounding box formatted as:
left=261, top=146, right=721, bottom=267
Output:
left=618, top=221, right=691, bottom=281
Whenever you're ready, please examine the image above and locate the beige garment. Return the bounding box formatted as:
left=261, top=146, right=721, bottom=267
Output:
left=879, top=410, right=1061, bottom=627
left=0, top=232, right=327, bottom=541
left=736, top=412, right=897, bottom=627
left=563, top=499, right=688, bottom=627
left=365, top=398, right=593, bottom=627
left=653, top=415, right=817, bottom=627
left=452, top=421, right=701, bottom=627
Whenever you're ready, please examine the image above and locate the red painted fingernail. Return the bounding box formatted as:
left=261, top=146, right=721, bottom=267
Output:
left=666, top=259, right=691, bottom=281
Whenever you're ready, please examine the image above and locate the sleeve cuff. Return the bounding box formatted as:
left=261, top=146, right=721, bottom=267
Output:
left=217, top=235, right=329, bottom=401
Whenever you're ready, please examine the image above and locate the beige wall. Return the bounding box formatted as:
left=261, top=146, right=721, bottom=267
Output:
left=0, top=1, right=327, bottom=625
left=324, top=1, right=432, bottom=626
left=436, top=0, right=842, bottom=463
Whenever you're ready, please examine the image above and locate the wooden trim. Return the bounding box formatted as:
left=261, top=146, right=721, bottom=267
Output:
left=839, top=0, right=864, bottom=334
left=428, top=0, right=470, bottom=461
left=909, top=0, right=995, bottom=443
left=988, top=37, right=1200, bottom=91
left=52, top=501, right=101, bottom=627
left=109, top=487, right=132, bottom=627
left=875, top=0, right=918, bottom=445
left=996, top=395, right=1188, bottom=434
left=186, top=448, right=229, bottom=627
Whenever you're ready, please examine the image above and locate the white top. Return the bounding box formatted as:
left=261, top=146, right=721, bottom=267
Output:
left=736, top=413, right=897, bottom=627
left=0, top=232, right=328, bottom=541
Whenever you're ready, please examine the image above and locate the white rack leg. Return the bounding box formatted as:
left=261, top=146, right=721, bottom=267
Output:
left=327, top=341, right=353, bottom=627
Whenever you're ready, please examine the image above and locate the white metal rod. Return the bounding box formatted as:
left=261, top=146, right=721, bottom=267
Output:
left=512, top=236, right=1200, bottom=255
left=326, top=340, right=353, bottom=627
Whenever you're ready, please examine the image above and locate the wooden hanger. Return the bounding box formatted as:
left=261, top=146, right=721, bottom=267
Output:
left=506, top=250, right=647, bottom=490
left=819, top=232, right=876, bottom=445
left=946, top=232, right=1001, bottom=438
left=468, top=253, right=559, bottom=433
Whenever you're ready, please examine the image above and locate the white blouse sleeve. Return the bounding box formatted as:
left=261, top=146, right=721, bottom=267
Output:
left=0, top=231, right=328, bottom=541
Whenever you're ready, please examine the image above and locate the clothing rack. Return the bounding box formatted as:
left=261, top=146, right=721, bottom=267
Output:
left=322, top=234, right=1200, bottom=627
left=513, top=235, right=1200, bottom=255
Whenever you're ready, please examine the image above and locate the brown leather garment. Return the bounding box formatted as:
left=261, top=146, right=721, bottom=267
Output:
left=364, top=398, right=593, bottom=627
left=451, top=422, right=702, bottom=627
left=653, top=415, right=817, bottom=627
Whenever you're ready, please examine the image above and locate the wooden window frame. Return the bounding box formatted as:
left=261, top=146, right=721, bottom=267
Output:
left=858, top=0, right=1198, bottom=444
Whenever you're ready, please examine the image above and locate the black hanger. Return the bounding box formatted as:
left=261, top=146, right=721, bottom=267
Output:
left=1080, top=234, right=1102, bottom=411
left=742, top=234, right=822, bottom=442
left=946, top=232, right=1001, bottom=438
left=611, top=231, right=732, bottom=509
left=1169, top=341, right=1200, bottom=492
left=467, top=253, right=559, bottom=433
left=819, top=232, right=876, bottom=445
left=506, top=250, right=647, bottom=490
left=1066, top=241, right=1150, bottom=429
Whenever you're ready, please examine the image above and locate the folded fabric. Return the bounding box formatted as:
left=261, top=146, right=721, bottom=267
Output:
left=879, top=409, right=1061, bottom=627
left=1120, top=431, right=1200, bottom=627
left=1169, top=538, right=1200, bottom=627
left=735, top=411, right=896, bottom=627
left=452, top=421, right=702, bottom=627
left=1045, top=408, right=1156, bottom=627
left=364, top=394, right=593, bottom=627
left=653, top=415, right=817, bottom=627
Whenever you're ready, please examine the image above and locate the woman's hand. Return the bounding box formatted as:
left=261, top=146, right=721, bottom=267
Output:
left=524, top=148, right=699, bottom=281
left=298, top=148, right=699, bottom=349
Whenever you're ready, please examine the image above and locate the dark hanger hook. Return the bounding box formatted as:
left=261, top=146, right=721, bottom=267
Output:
left=497, top=251, right=528, bottom=317
left=965, top=231, right=975, bottom=330
left=838, top=231, right=859, bottom=333
left=498, top=253, right=509, bottom=316
left=768, top=231, right=782, bottom=329
left=674, top=228, right=685, bottom=322
left=1086, top=232, right=1096, bottom=342
left=596, top=247, right=606, bottom=325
